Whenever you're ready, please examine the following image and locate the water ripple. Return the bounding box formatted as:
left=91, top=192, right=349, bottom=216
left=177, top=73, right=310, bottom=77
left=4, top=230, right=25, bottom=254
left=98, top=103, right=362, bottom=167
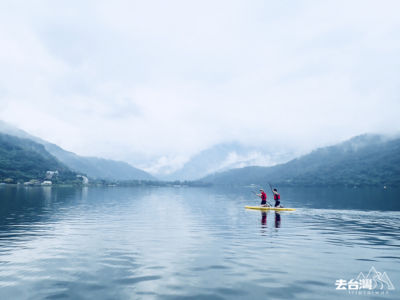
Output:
left=0, top=186, right=399, bottom=299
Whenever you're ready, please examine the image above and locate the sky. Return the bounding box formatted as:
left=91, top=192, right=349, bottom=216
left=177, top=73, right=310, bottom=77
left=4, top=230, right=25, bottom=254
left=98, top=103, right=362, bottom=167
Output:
left=0, top=0, right=399, bottom=171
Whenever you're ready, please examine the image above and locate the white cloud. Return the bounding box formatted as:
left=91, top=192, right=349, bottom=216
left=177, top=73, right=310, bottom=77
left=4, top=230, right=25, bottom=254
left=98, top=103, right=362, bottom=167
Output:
left=0, top=0, right=399, bottom=169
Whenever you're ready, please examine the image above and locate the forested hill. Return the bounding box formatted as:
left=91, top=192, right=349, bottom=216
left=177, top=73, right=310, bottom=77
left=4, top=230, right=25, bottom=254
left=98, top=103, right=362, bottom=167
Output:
left=0, top=133, right=76, bottom=182
left=43, top=142, right=155, bottom=181
left=201, top=134, right=400, bottom=187
left=0, top=121, right=155, bottom=181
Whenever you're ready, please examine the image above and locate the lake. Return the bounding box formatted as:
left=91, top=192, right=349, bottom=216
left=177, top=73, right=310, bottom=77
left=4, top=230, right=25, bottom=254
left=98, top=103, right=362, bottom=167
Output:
left=0, top=185, right=399, bottom=299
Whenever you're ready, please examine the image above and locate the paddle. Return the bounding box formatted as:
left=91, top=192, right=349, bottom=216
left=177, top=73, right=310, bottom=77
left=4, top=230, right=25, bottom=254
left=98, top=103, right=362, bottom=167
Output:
left=268, top=183, right=274, bottom=195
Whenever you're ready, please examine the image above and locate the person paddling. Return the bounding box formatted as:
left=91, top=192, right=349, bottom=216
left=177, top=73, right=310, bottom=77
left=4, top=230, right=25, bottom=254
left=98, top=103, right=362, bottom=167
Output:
left=272, top=188, right=281, bottom=207
left=256, top=189, right=268, bottom=207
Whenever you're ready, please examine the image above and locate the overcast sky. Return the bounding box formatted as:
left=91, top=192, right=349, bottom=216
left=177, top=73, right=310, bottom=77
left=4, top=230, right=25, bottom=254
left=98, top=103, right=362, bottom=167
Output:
left=0, top=0, right=399, bottom=168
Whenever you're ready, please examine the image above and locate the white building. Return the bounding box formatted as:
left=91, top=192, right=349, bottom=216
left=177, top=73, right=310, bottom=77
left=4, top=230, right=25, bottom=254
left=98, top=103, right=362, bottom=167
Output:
left=46, top=171, right=59, bottom=180
left=76, top=175, right=89, bottom=185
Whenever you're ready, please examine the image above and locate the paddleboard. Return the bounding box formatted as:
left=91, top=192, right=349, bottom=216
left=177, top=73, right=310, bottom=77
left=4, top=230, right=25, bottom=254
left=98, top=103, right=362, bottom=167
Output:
left=245, top=206, right=296, bottom=211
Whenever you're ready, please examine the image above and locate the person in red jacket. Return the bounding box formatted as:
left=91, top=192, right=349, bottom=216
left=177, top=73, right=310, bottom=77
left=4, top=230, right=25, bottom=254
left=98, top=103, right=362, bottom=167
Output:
left=272, top=188, right=281, bottom=207
left=257, top=189, right=268, bottom=206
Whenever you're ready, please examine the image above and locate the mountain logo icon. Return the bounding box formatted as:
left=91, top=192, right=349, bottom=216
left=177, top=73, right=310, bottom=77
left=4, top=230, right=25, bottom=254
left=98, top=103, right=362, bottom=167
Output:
left=356, top=266, right=395, bottom=290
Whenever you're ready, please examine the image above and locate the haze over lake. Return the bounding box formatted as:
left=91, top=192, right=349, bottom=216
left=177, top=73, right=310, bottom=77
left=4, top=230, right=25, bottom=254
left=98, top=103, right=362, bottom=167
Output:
left=1, top=186, right=399, bottom=299
left=1, top=1, right=400, bottom=299
left=1, top=1, right=399, bottom=173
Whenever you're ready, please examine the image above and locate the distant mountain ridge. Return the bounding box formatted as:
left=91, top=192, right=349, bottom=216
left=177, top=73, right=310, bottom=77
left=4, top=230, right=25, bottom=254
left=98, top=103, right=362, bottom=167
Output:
left=42, top=142, right=155, bottom=181
left=201, top=134, right=400, bottom=187
left=0, top=121, right=154, bottom=181
left=158, top=142, right=295, bottom=180
left=0, top=133, right=76, bottom=182
left=3, top=120, right=398, bottom=185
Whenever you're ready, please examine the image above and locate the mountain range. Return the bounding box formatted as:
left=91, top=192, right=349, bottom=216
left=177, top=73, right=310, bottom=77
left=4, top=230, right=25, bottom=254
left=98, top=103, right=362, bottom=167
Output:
left=151, top=142, right=296, bottom=180
left=201, top=134, right=400, bottom=187
left=0, top=133, right=76, bottom=182
left=1, top=120, right=399, bottom=186
left=0, top=121, right=154, bottom=181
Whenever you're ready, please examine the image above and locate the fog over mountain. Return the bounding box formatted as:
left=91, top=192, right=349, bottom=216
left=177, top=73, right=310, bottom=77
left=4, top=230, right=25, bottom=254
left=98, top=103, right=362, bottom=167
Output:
left=201, top=134, right=400, bottom=187
left=145, top=142, right=297, bottom=180
left=0, top=1, right=399, bottom=168
left=0, top=121, right=154, bottom=181
left=0, top=120, right=297, bottom=180
left=0, top=132, right=77, bottom=183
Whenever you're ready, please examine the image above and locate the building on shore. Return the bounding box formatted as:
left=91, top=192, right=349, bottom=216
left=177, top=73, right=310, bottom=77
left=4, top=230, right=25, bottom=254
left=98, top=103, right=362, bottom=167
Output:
left=76, top=175, right=89, bottom=185
left=46, top=171, right=59, bottom=180
left=24, top=179, right=41, bottom=186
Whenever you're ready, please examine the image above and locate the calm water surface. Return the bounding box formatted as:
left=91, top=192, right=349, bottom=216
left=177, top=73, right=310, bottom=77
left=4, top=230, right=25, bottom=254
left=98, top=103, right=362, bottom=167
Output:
left=0, top=186, right=399, bottom=299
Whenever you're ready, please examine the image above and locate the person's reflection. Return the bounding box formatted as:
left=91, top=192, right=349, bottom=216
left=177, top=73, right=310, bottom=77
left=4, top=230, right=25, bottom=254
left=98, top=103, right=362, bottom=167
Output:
left=275, top=212, right=281, bottom=228
left=261, top=211, right=267, bottom=226
left=260, top=211, right=267, bottom=235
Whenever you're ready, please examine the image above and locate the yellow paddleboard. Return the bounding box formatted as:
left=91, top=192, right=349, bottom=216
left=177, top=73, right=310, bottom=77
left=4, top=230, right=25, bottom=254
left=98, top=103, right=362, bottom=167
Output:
left=245, top=206, right=296, bottom=211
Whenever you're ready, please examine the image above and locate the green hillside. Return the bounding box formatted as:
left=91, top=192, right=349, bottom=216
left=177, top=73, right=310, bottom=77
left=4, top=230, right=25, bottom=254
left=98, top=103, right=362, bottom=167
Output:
left=201, top=134, right=400, bottom=187
left=0, top=133, right=77, bottom=183
left=44, top=143, right=155, bottom=181
left=0, top=120, right=155, bottom=181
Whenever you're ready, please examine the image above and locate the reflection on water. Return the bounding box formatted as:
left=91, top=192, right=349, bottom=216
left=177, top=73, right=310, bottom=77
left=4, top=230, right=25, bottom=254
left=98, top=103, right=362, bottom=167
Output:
left=260, top=212, right=282, bottom=229
left=275, top=212, right=281, bottom=228
left=261, top=212, right=267, bottom=227
left=0, top=185, right=399, bottom=299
